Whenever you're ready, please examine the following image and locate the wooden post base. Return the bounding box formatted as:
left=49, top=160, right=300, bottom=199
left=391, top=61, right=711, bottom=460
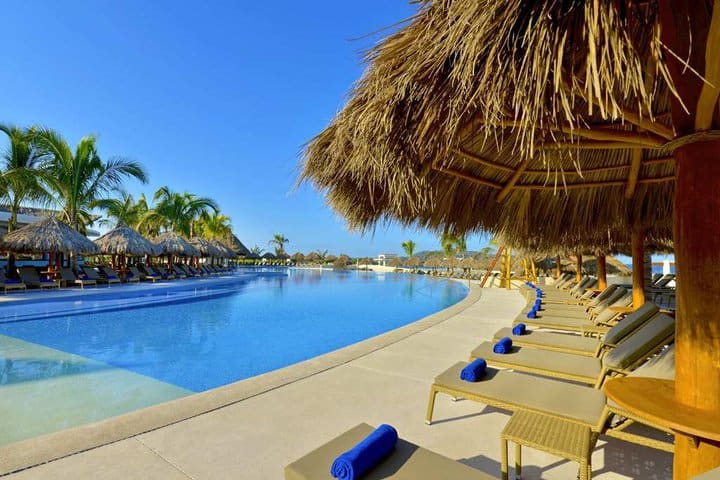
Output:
left=673, top=139, right=720, bottom=479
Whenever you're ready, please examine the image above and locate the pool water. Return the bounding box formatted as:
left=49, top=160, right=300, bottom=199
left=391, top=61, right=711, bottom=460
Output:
left=0, top=270, right=467, bottom=444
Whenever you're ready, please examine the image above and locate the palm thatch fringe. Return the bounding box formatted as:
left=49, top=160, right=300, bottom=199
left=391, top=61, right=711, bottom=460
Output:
left=1, top=217, right=98, bottom=254
left=153, top=232, right=200, bottom=257
left=94, top=226, right=159, bottom=256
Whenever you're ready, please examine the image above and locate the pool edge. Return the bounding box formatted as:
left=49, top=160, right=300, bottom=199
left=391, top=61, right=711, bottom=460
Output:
left=0, top=280, right=480, bottom=476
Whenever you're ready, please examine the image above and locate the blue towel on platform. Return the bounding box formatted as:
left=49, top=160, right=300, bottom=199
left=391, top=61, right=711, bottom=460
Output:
left=460, top=358, right=487, bottom=382
left=330, top=424, right=398, bottom=480
left=512, top=323, right=526, bottom=336
left=493, top=337, right=513, bottom=354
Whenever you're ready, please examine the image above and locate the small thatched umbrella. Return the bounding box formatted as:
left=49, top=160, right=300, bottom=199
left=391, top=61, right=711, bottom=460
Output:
left=154, top=232, right=199, bottom=269
left=190, top=237, right=222, bottom=257
left=1, top=217, right=99, bottom=276
left=209, top=240, right=238, bottom=266
left=94, top=226, right=159, bottom=275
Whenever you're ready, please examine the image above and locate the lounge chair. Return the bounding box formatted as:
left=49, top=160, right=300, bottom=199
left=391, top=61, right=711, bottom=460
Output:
left=153, top=265, right=175, bottom=280
left=81, top=266, right=120, bottom=285
left=175, top=263, right=197, bottom=277
left=471, top=312, right=674, bottom=386
left=60, top=267, right=96, bottom=289
left=0, top=269, right=26, bottom=293
left=495, top=303, right=660, bottom=356
left=100, top=266, right=137, bottom=283
left=18, top=266, right=59, bottom=289
left=285, top=423, right=494, bottom=480
left=130, top=265, right=160, bottom=282
left=519, top=286, right=628, bottom=320
left=425, top=348, right=676, bottom=453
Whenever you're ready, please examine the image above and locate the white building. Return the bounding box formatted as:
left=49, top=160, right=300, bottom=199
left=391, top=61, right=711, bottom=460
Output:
left=375, top=253, right=398, bottom=266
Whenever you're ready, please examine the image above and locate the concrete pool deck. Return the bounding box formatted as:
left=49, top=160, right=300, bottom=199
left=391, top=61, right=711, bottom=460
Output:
left=1, top=285, right=672, bottom=479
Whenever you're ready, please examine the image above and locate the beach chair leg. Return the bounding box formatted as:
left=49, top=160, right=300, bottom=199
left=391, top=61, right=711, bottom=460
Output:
left=515, top=444, right=522, bottom=479
left=425, top=387, right=438, bottom=425
left=501, top=437, right=509, bottom=480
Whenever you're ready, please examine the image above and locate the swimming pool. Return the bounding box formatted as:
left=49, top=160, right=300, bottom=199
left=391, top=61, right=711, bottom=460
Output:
left=0, top=269, right=467, bottom=444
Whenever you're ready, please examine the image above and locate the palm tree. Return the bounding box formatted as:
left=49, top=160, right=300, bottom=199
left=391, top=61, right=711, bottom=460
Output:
left=0, top=124, right=50, bottom=233
left=142, top=187, right=218, bottom=237
left=269, top=233, right=289, bottom=256
left=35, top=128, right=148, bottom=232
left=250, top=245, right=265, bottom=256
left=197, top=211, right=232, bottom=241
left=94, top=192, right=147, bottom=228
left=401, top=240, right=416, bottom=258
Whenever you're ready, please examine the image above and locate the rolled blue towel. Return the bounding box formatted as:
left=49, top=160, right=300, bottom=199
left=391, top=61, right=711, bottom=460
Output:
left=512, top=323, right=526, bottom=336
left=526, top=308, right=538, bottom=319
left=535, top=291, right=542, bottom=298
left=330, top=424, right=398, bottom=480
left=460, top=358, right=487, bottom=382
left=533, top=299, right=542, bottom=307
left=5, top=279, right=20, bottom=284
left=493, top=336, right=513, bottom=354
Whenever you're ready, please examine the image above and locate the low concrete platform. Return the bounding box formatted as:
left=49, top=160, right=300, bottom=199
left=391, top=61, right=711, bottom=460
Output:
left=2, top=287, right=672, bottom=479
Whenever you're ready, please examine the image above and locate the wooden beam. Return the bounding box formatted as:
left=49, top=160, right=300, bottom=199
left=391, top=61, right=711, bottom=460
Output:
left=495, top=156, right=532, bottom=202
left=487, top=120, right=666, bottom=147
left=515, top=176, right=674, bottom=190
left=695, top=0, right=720, bottom=130
left=432, top=165, right=503, bottom=189
left=625, top=149, right=644, bottom=198
left=539, top=141, right=661, bottom=150
left=562, top=80, right=675, bottom=140
left=451, top=148, right=515, bottom=173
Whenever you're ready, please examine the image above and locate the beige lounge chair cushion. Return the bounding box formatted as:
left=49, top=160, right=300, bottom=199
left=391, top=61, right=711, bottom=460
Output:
left=603, top=314, right=675, bottom=370
left=493, top=328, right=598, bottom=355
left=284, top=423, right=494, bottom=480
left=433, top=363, right=606, bottom=427
left=602, top=303, right=660, bottom=345
left=470, top=342, right=601, bottom=383
left=607, top=345, right=675, bottom=408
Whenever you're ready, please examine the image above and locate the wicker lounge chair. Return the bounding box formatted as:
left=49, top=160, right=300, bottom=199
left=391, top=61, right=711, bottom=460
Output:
left=285, top=423, right=495, bottom=480
left=425, top=351, right=675, bottom=453
left=516, top=292, right=633, bottom=332
left=60, top=267, right=96, bottom=289
left=0, top=269, right=26, bottom=293
left=18, top=266, right=59, bottom=289
left=82, top=266, right=120, bottom=285
left=494, top=303, right=660, bottom=356
left=153, top=265, right=175, bottom=279
left=471, top=312, right=674, bottom=386
left=520, top=287, right=628, bottom=319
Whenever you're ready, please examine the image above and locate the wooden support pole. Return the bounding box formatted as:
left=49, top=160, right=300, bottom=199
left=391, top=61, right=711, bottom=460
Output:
left=631, top=228, right=646, bottom=308
left=673, top=139, right=720, bottom=478
left=659, top=0, right=720, bottom=473
left=530, top=257, right=537, bottom=283
left=596, top=252, right=607, bottom=291
left=555, top=255, right=561, bottom=279
left=575, top=253, right=583, bottom=283
left=625, top=148, right=643, bottom=198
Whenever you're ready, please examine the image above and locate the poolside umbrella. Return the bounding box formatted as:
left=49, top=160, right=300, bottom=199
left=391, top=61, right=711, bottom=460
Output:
left=189, top=237, right=222, bottom=268
left=94, top=226, right=159, bottom=275
left=0, top=217, right=99, bottom=275
left=300, top=2, right=720, bottom=476
left=209, top=239, right=238, bottom=260
left=153, top=232, right=200, bottom=268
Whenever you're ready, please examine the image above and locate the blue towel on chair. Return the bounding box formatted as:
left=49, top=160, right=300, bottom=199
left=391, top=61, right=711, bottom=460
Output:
left=460, top=358, right=487, bottom=382
left=535, top=291, right=542, bottom=298
left=526, top=308, right=538, bottom=319
left=330, top=424, right=398, bottom=480
left=493, top=337, right=513, bottom=354
left=5, top=279, right=20, bottom=284
left=512, top=323, right=526, bottom=336
left=533, top=299, right=542, bottom=308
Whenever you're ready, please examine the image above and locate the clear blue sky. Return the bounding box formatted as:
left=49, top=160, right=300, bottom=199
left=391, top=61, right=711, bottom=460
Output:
left=0, top=0, right=490, bottom=257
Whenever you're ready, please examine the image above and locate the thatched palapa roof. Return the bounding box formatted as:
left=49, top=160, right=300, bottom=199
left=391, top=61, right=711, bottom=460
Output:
left=301, top=1, right=679, bottom=250
left=1, top=217, right=99, bottom=254
left=94, top=226, right=159, bottom=256
left=227, top=234, right=251, bottom=256
left=189, top=237, right=223, bottom=257
left=154, top=232, right=200, bottom=257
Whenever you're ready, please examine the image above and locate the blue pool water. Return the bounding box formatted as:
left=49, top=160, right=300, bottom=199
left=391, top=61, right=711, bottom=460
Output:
left=0, top=270, right=467, bottom=392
